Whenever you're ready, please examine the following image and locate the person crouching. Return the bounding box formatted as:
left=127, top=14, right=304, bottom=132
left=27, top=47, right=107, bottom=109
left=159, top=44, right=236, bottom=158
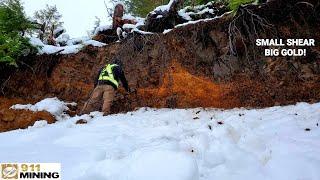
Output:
left=81, top=61, right=130, bottom=115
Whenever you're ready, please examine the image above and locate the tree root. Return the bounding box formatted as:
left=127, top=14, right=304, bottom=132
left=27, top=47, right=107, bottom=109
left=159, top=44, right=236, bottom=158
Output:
left=0, top=74, right=12, bottom=95
left=228, top=5, right=275, bottom=66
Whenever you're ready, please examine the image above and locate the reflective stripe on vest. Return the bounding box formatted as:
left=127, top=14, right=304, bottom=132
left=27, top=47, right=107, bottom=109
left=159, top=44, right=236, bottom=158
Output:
left=98, top=64, right=119, bottom=87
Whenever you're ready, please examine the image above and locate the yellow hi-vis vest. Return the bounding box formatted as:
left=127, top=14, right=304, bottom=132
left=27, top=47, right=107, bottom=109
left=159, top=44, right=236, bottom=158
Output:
left=98, top=64, right=119, bottom=88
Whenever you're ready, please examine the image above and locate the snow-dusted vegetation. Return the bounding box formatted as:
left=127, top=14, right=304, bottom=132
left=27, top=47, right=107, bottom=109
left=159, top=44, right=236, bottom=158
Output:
left=25, top=0, right=228, bottom=55
left=29, top=37, right=106, bottom=55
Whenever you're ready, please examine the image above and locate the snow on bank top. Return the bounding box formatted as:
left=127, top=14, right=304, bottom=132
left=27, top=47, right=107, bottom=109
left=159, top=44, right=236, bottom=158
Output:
left=3, top=99, right=320, bottom=180
left=153, top=0, right=176, bottom=12
left=178, top=1, right=217, bottom=21
left=53, top=27, right=66, bottom=37
left=163, top=12, right=231, bottom=34
left=29, top=37, right=106, bottom=55
left=93, top=25, right=112, bottom=36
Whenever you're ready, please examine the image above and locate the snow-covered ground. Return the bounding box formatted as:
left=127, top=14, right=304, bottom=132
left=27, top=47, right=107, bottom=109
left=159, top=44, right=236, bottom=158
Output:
left=1, top=99, right=320, bottom=180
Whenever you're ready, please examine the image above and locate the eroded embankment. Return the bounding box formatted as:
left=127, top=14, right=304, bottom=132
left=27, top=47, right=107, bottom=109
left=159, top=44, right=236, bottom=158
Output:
left=1, top=0, right=320, bottom=120
left=0, top=98, right=55, bottom=132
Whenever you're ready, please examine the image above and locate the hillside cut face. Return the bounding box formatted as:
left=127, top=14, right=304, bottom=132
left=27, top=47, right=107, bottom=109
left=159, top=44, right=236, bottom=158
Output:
left=1, top=0, right=320, bottom=114
left=0, top=98, right=55, bottom=132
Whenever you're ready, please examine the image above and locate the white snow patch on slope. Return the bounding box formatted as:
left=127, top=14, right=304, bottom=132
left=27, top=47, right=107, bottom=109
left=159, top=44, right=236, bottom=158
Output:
left=161, top=12, right=231, bottom=34
left=2, top=101, right=320, bottom=180
left=30, top=120, right=48, bottom=129
left=178, top=2, right=217, bottom=21
left=83, top=40, right=106, bottom=47
left=66, top=36, right=90, bottom=46
left=93, top=25, right=112, bottom=36
left=175, top=11, right=231, bottom=28
left=11, top=97, right=76, bottom=120
left=153, top=0, right=176, bottom=12
left=56, top=33, right=70, bottom=45
left=122, top=23, right=136, bottom=29
left=132, top=29, right=153, bottom=35
left=122, top=16, right=145, bottom=34
left=53, top=27, right=66, bottom=37
left=29, top=37, right=106, bottom=55
left=123, top=14, right=136, bottom=20
left=163, top=29, right=173, bottom=34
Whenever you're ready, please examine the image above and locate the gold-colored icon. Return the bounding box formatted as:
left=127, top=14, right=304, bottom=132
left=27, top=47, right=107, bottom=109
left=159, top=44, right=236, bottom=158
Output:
left=1, top=164, right=18, bottom=179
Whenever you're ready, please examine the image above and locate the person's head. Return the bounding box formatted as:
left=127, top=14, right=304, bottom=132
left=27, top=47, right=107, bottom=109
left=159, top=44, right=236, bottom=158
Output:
left=111, top=57, right=123, bottom=67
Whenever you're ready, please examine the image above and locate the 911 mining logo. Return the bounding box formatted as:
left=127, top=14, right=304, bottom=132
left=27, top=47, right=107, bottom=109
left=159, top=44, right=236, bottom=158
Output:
left=0, top=163, right=61, bottom=180
left=1, top=164, right=18, bottom=179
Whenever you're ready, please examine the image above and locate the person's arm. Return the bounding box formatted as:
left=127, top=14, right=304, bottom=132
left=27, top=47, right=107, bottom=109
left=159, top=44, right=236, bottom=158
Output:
left=94, top=68, right=102, bottom=87
left=115, top=66, right=129, bottom=92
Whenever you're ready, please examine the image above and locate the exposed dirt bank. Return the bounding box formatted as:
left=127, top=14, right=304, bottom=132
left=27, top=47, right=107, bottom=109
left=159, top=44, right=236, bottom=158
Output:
left=0, top=98, right=55, bottom=132
left=0, top=0, right=319, bottom=130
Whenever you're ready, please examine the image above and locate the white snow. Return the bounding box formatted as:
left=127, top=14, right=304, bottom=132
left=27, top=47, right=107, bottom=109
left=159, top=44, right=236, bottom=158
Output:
left=93, top=25, right=112, bottom=36
left=198, top=8, right=214, bottom=15
left=29, top=37, right=106, bottom=55
left=132, top=29, right=153, bottom=35
left=11, top=97, right=76, bottom=120
left=116, top=27, right=122, bottom=39
left=2, top=101, right=320, bottom=180
left=122, top=23, right=136, bottom=29
left=125, top=150, right=198, bottom=180
left=121, top=16, right=145, bottom=36
left=161, top=12, right=232, bottom=34
left=163, top=29, right=173, bottom=34
left=134, top=17, right=145, bottom=27
left=178, top=2, right=217, bottom=21
left=122, top=14, right=136, bottom=20
left=122, top=31, right=128, bottom=39
left=66, top=36, right=91, bottom=46
left=178, top=9, right=193, bottom=21
left=56, top=33, right=70, bottom=45
left=175, top=12, right=231, bottom=28
left=29, top=120, right=48, bottom=129
left=83, top=40, right=106, bottom=47
left=53, top=27, right=66, bottom=37
left=29, top=37, right=44, bottom=47
left=154, top=0, right=176, bottom=12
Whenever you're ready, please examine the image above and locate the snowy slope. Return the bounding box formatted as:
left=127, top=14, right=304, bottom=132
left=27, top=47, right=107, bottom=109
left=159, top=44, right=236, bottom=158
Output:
left=1, top=100, right=320, bottom=180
